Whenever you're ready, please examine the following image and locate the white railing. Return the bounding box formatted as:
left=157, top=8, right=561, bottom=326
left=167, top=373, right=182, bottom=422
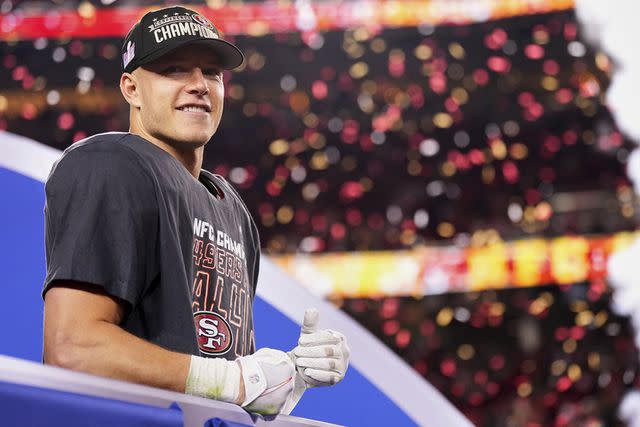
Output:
left=0, top=354, right=341, bottom=427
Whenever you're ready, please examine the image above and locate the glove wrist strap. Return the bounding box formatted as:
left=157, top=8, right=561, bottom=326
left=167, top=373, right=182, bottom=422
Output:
left=236, top=354, right=268, bottom=406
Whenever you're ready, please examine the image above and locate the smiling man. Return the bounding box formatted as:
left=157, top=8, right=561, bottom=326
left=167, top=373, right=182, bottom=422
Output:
left=42, top=6, right=349, bottom=415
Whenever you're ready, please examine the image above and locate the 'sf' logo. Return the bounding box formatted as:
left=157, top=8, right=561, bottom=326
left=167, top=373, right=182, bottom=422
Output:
left=194, top=311, right=233, bottom=355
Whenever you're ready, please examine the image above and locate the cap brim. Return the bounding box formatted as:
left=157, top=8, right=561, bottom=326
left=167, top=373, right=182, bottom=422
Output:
left=132, top=38, right=244, bottom=72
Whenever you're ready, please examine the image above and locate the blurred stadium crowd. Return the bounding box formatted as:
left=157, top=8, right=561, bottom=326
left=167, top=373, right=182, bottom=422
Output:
left=1, top=5, right=635, bottom=253
left=1, top=1, right=638, bottom=425
left=341, top=282, right=637, bottom=426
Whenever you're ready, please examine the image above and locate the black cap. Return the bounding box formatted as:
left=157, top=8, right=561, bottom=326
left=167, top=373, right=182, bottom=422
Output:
left=121, top=6, right=244, bottom=73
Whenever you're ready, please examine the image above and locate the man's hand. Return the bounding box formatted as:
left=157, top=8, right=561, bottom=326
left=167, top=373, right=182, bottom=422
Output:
left=281, top=308, right=350, bottom=414
left=292, top=308, right=350, bottom=387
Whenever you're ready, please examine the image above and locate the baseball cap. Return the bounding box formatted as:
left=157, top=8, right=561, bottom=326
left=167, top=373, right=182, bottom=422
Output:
left=121, top=6, right=244, bottom=73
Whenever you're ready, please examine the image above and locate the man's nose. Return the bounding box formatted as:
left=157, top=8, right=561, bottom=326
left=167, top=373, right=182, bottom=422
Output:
left=186, top=68, right=209, bottom=95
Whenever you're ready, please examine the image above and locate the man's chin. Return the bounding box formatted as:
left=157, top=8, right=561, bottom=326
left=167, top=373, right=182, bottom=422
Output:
left=174, top=133, right=213, bottom=148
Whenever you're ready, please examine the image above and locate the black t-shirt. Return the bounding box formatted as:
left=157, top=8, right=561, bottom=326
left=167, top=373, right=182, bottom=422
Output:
left=43, top=132, right=260, bottom=359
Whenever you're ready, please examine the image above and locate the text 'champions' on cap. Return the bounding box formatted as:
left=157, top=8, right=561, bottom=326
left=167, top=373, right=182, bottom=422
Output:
left=121, top=6, right=244, bottom=73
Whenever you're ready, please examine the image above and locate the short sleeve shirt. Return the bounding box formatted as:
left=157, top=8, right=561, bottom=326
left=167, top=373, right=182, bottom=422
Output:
left=43, top=132, right=260, bottom=359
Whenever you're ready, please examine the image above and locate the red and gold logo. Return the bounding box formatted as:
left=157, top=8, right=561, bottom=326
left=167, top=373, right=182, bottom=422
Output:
left=194, top=311, right=233, bottom=355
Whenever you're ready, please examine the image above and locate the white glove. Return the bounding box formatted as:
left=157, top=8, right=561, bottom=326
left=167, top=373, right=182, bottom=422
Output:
left=293, top=308, right=350, bottom=387
left=242, top=348, right=296, bottom=415
left=281, top=308, right=350, bottom=415
left=185, top=348, right=296, bottom=415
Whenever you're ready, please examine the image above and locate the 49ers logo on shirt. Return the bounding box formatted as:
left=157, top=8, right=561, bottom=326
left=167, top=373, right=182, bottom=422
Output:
left=194, top=311, right=233, bottom=355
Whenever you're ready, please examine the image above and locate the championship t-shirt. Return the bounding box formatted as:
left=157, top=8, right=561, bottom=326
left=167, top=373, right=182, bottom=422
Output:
left=43, top=132, right=260, bottom=359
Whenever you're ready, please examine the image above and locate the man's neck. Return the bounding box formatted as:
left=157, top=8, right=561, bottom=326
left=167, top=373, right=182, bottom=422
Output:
left=164, top=144, right=203, bottom=178
left=130, top=128, right=204, bottom=178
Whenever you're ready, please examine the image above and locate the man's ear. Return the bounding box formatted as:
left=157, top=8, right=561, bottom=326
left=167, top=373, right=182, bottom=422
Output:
left=119, top=72, right=141, bottom=108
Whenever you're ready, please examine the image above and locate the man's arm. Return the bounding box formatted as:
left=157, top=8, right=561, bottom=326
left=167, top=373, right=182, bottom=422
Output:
left=43, top=281, right=196, bottom=394
left=43, top=282, right=348, bottom=416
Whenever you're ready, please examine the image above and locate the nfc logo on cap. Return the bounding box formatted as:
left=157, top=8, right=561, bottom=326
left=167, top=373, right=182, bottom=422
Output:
left=192, top=13, right=215, bottom=30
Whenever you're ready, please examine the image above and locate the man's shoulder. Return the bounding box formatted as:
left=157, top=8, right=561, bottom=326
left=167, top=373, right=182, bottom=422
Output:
left=56, top=132, right=131, bottom=163
left=62, top=132, right=146, bottom=157
left=48, top=133, right=157, bottom=185
left=55, top=132, right=173, bottom=172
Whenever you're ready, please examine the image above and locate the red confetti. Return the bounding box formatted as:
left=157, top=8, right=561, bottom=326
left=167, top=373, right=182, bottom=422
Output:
left=502, top=161, right=519, bottom=184
left=556, top=376, right=572, bottom=392
left=429, top=73, right=447, bottom=94
left=543, top=59, right=560, bottom=75
left=21, top=103, right=37, bottom=120
left=518, top=92, right=535, bottom=107
left=440, top=358, right=457, bottom=377
left=72, top=131, right=86, bottom=143
left=474, top=370, right=488, bottom=385
left=12, top=66, right=27, bottom=81
left=345, top=208, right=363, bottom=226
left=265, top=181, right=281, bottom=197
left=487, top=56, right=511, bottom=73
left=57, top=112, right=74, bottom=130
left=340, top=181, right=364, bottom=202
left=311, top=214, right=328, bottom=231
left=489, top=355, right=505, bottom=371
left=341, top=119, right=359, bottom=144
left=294, top=209, right=309, bottom=225
left=395, top=329, right=411, bottom=348
left=468, top=392, right=484, bottom=406
left=383, top=320, right=400, bottom=336
left=472, top=68, right=489, bottom=86
left=330, top=222, right=346, bottom=240
left=451, top=381, right=465, bottom=397
left=413, top=360, right=427, bottom=375
left=311, top=80, right=328, bottom=100
left=525, top=44, right=545, bottom=59
left=484, top=28, right=508, bottom=50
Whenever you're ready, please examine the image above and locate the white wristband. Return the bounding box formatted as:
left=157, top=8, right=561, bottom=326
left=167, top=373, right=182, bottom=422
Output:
left=185, top=355, right=242, bottom=404
left=185, top=355, right=269, bottom=407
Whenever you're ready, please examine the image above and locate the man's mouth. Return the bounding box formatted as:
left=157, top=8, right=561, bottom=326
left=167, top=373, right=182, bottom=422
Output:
left=177, top=105, right=211, bottom=113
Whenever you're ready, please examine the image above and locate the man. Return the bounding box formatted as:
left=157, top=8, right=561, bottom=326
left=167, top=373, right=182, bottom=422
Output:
left=42, top=6, right=349, bottom=415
